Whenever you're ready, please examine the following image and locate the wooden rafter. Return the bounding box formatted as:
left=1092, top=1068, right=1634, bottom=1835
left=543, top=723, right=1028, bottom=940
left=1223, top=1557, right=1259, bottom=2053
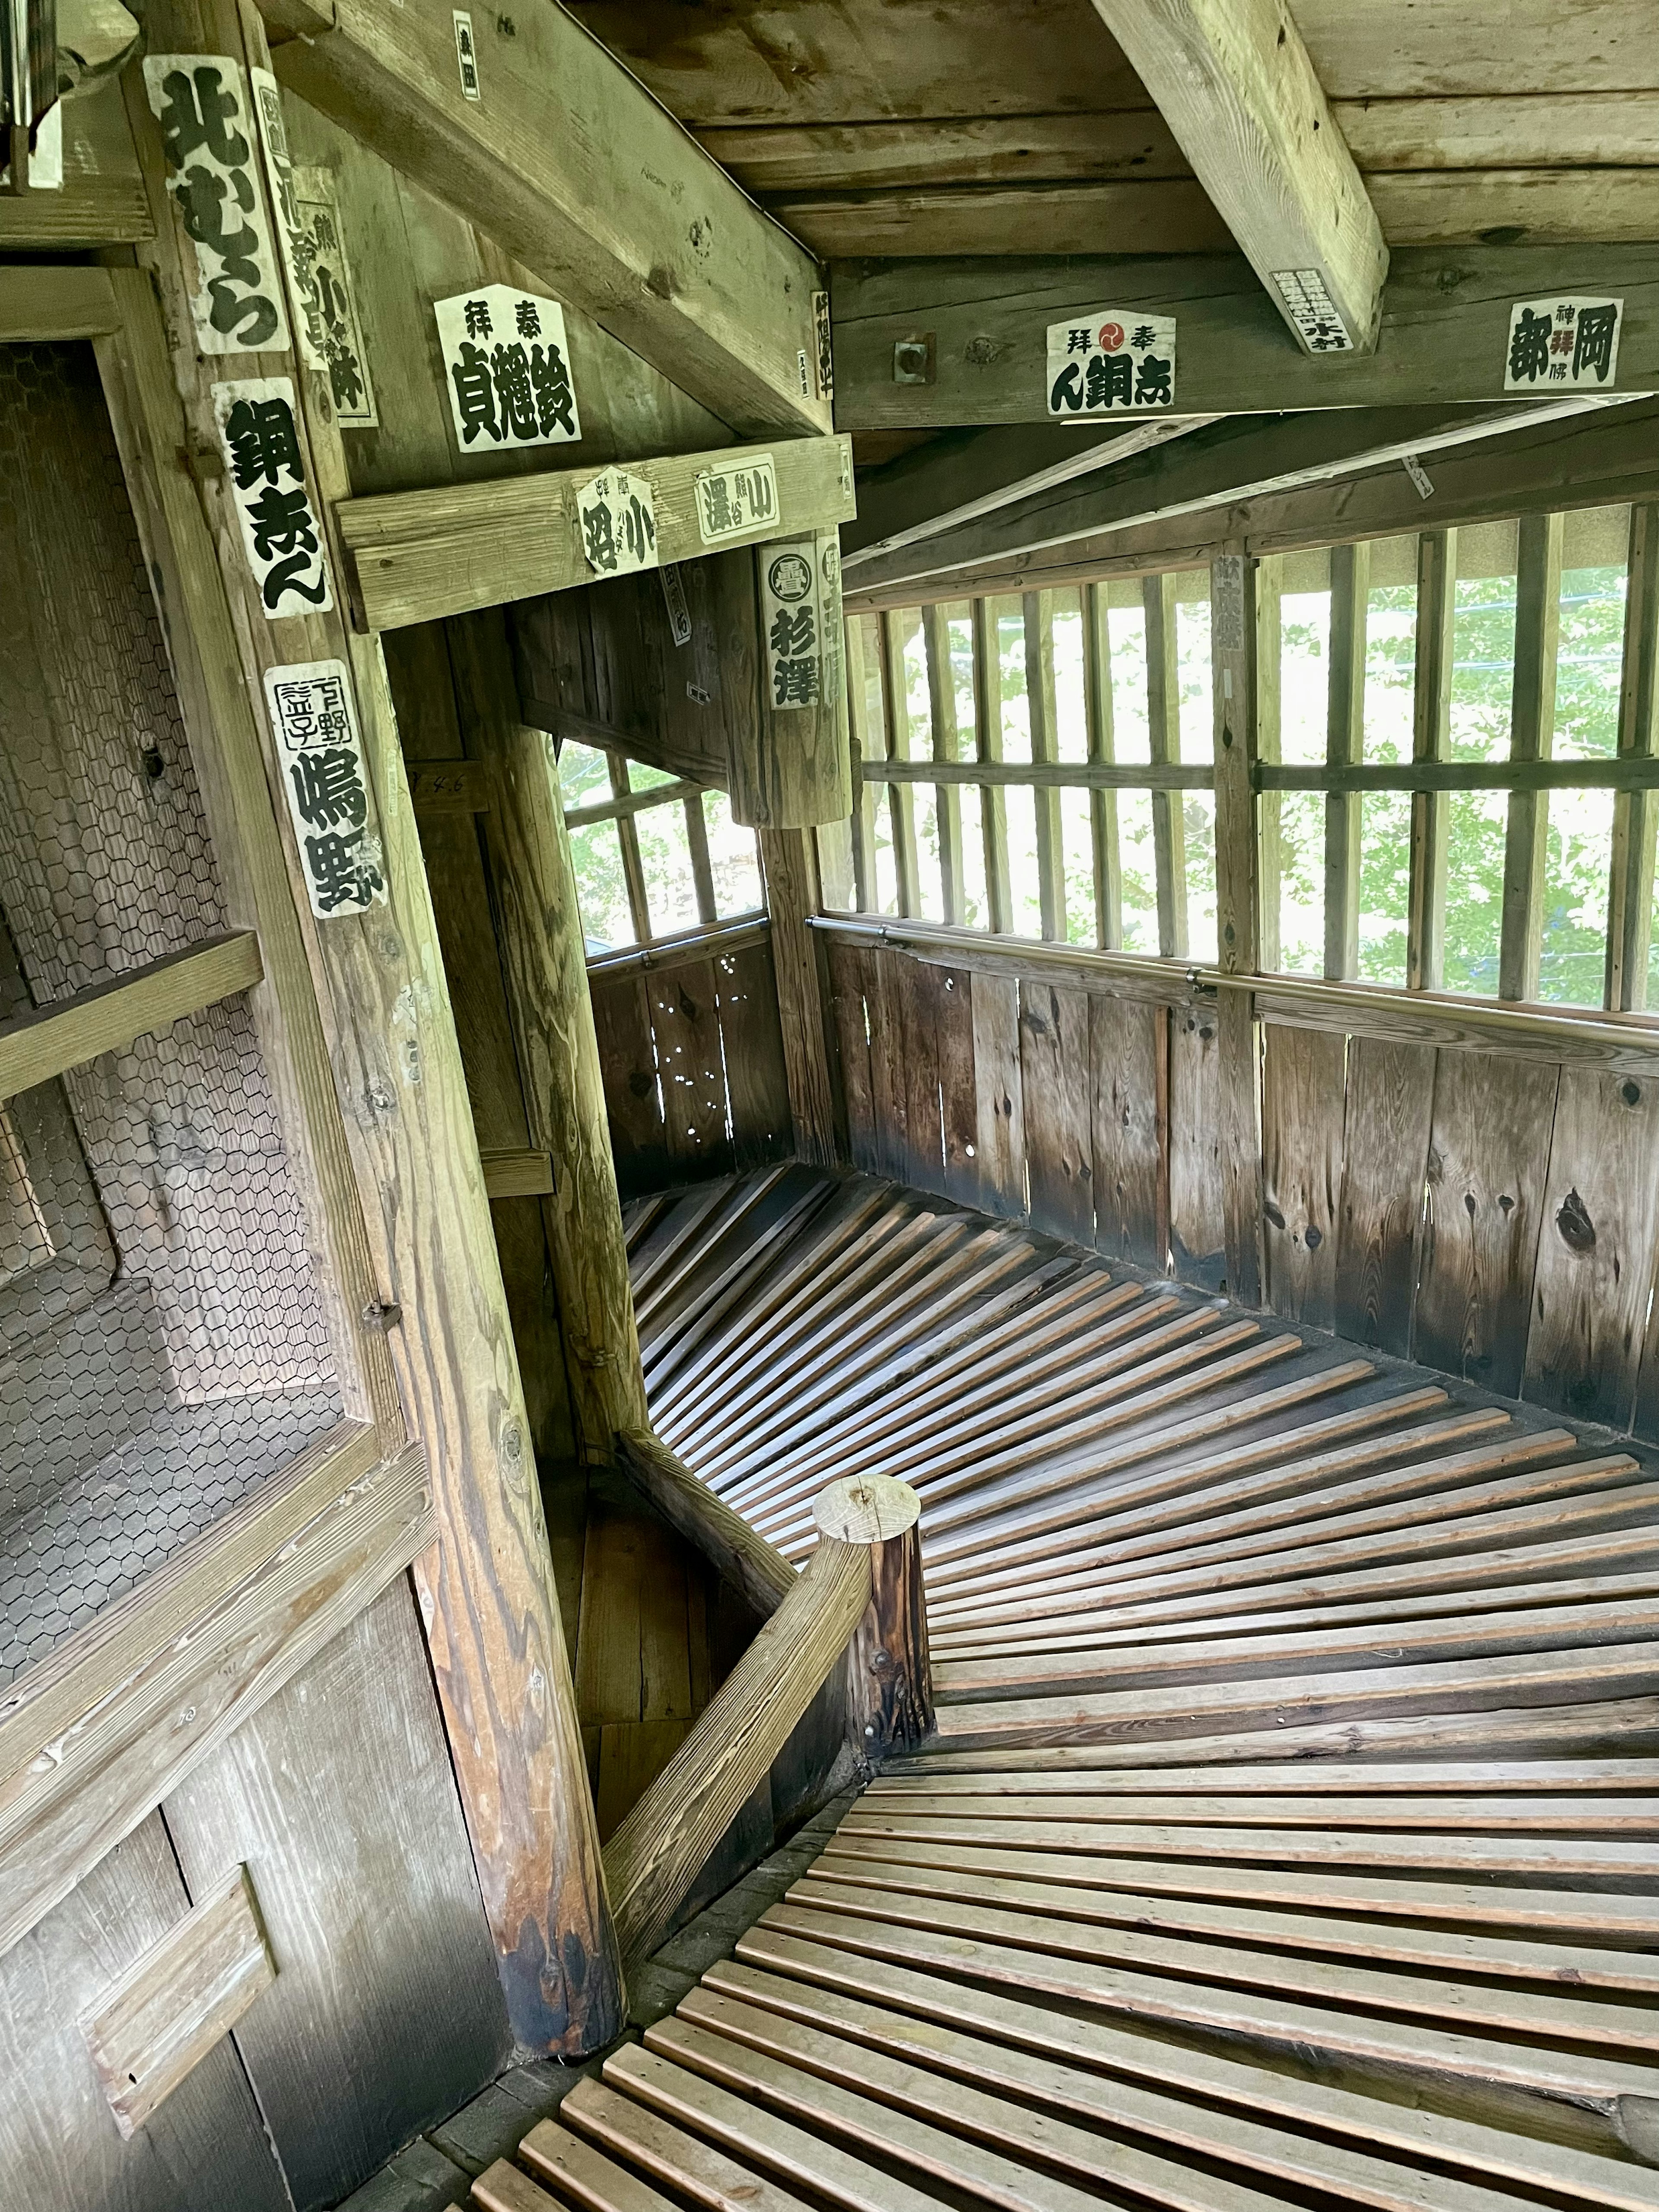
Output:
left=1088, top=0, right=1387, bottom=353
left=260, top=0, right=830, bottom=439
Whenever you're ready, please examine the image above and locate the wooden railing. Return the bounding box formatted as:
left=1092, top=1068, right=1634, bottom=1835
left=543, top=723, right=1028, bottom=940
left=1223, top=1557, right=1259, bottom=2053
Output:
left=602, top=1449, right=931, bottom=1964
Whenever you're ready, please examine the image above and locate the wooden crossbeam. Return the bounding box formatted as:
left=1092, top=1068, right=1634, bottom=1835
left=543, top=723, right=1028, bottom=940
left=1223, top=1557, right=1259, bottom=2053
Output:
left=1089, top=0, right=1387, bottom=354
left=336, top=435, right=855, bottom=632
left=830, top=246, right=1659, bottom=434
left=0, top=931, right=262, bottom=1101
left=261, top=0, right=830, bottom=439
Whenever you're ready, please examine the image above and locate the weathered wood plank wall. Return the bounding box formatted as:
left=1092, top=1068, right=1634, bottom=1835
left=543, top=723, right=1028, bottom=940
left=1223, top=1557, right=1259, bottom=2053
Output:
left=589, top=936, right=793, bottom=1196
left=824, top=933, right=1659, bottom=1443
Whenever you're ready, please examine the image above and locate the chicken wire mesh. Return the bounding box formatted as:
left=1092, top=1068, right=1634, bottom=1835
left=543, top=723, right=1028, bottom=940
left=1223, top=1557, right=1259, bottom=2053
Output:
left=0, top=340, right=343, bottom=1687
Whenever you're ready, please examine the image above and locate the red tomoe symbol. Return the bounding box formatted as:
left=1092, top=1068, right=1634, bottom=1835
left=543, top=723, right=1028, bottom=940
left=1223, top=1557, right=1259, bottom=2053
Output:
left=1098, top=321, right=1125, bottom=351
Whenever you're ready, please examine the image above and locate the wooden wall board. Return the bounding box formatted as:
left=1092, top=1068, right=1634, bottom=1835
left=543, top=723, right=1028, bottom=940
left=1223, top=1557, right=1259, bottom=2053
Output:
left=826, top=944, right=879, bottom=1176
left=1090, top=995, right=1165, bottom=1271
left=935, top=969, right=979, bottom=1207
left=896, top=956, right=947, bottom=1196
left=1523, top=1067, right=1659, bottom=1430
left=162, top=1583, right=510, bottom=2212
left=1412, top=1052, right=1561, bottom=1398
left=713, top=943, right=794, bottom=1174
left=0, top=81, right=152, bottom=252
left=866, top=953, right=912, bottom=1188
left=650, top=961, right=737, bottom=1179
left=1332, top=1037, right=1436, bottom=1358
left=0, top=1814, right=289, bottom=2212
left=591, top=969, right=671, bottom=1197
left=1018, top=980, right=1093, bottom=1246
left=1261, top=1025, right=1347, bottom=1331
left=969, top=972, right=1026, bottom=1219
left=1167, top=1004, right=1225, bottom=1290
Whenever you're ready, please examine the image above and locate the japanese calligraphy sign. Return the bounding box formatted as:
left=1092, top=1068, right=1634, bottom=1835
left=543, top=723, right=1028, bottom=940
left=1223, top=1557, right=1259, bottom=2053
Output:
left=453, top=10, right=482, bottom=100
left=292, top=168, right=377, bottom=427
left=1271, top=269, right=1354, bottom=355
left=265, top=660, right=385, bottom=916
left=760, top=540, right=823, bottom=709
left=813, top=291, right=834, bottom=403
left=144, top=54, right=290, bottom=355
left=434, top=284, right=581, bottom=451
left=212, top=378, right=333, bottom=617
left=1046, top=311, right=1176, bottom=416
left=248, top=67, right=320, bottom=372
left=578, top=468, right=658, bottom=577
left=694, top=454, right=779, bottom=543
left=1504, top=297, right=1623, bottom=392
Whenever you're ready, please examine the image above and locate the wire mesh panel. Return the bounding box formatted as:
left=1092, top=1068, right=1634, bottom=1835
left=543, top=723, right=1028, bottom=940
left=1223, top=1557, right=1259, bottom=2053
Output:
left=0, top=341, right=343, bottom=1687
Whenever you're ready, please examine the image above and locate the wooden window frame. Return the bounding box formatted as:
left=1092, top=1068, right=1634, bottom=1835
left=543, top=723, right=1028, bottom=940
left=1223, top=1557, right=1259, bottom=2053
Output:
left=561, top=743, right=765, bottom=957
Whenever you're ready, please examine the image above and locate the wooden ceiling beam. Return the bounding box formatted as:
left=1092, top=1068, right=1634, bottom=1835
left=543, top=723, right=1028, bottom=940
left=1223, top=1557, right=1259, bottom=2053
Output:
left=842, top=399, right=1615, bottom=601
left=844, top=418, right=1217, bottom=567
left=831, top=245, right=1659, bottom=431
left=1088, top=0, right=1387, bottom=353
left=259, top=0, right=830, bottom=439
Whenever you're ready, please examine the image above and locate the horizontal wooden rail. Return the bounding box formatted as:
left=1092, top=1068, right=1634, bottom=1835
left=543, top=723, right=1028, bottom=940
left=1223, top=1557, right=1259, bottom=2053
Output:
left=336, top=435, right=856, bottom=632
left=585, top=915, right=770, bottom=980
left=601, top=1474, right=931, bottom=1964
left=866, top=760, right=1215, bottom=792
left=0, top=1427, right=430, bottom=1958
left=0, top=264, right=124, bottom=342
left=811, top=912, right=1659, bottom=1077
left=0, top=931, right=264, bottom=1100
left=565, top=779, right=705, bottom=830
left=618, top=1429, right=796, bottom=1620
left=1262, top=759, right=1659, bottom=795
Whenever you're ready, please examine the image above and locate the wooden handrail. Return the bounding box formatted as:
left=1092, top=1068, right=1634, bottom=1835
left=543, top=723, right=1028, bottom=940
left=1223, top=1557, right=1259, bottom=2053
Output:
left=617, top=1428, right=795, bottom=1621
left=601, top=1472, right=931, bottom=1963
left=0, top=931, right=263, bottom=1101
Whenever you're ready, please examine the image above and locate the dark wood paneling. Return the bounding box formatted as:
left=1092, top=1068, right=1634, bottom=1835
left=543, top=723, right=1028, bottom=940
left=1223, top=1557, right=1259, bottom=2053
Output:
left=161, top=1584, right=511, bottom=2212
left=715, top=941, right=793, bottom=1173
left=1261, top=1024, right=1346, bottom=1331
left=648, top=958, right=736, bottom=1180
left=1333, top=1036, right=1436, bottom=1357
left=1166, top=1001, right=1225, bottom=1290
left=969, top=970, right=1025, bottom=1217
left=591, top=968, right=670, bottom=1196
left=935, top=968, right=979, bottom=1206
left=826, top=943, right=878, bottom=1175
left=1090, top=994, right=1164, bottom=1271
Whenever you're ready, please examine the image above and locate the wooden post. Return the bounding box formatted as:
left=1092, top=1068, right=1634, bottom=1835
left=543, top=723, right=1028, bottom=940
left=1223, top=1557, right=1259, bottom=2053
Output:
left=1325, top=540, right=1370, bottom=981
left=879, top=610, right=921, bottom=917
left=758, top=824, right=837, bottom=1165
left=814, top=1473, right=933, bottom=1758
left=445, top=608, right=650, bottom=1454
left=1608, top=504, right=1659, bottom=1012
left=1408, top=529, right=1457, bottom=993
left=1253, top=556, right=1283, bottom=976
left=972, top=597, right=1013, bottom=935
left=1023, top=589, right=1066, bottom=942
left=844, top=616, right=879, bottom=913
left=127, top=0, right=623, bottom=2050
left=923, top=603, right=966, bottom=926
left=1082, top=581, right=1123, bottom=951
left=1144, top=572, right=1189, bottom=958
left=1210, top=547, right=1265, bottom=1309
left=1499, top=512, right=1564, bottom=1002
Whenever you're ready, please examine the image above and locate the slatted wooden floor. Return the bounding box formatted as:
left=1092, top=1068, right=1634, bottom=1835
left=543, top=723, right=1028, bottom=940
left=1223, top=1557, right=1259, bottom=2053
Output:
left=465, top=1164, right=1659, bottom=2212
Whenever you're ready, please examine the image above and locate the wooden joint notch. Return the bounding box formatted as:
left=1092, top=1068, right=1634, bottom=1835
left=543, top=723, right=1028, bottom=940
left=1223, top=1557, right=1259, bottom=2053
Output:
left=80, top=1864, right=274, bottom=2137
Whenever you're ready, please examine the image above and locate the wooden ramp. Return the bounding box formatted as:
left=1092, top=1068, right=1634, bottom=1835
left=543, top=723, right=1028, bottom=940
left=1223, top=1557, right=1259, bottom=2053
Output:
left=446, top=1164, right=1659, bottom=2212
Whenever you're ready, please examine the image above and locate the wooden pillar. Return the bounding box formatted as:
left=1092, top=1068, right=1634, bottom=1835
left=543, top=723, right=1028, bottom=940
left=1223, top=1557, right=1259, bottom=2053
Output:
left=1082, top=581, right=1123, bottom=951
left=1608, top=504, right=1659, bottom=1012
left=126, top=0, right=622, bottom=2050
left=1253, top=555, right=1283, bottom=976
left=1143, top=572, right=1188, bottom=957
left=1408, top=529, right=1457, bottom=993
left=757, top=823, right=837, bottom=1165
left=972, top=597, right=1013, bottom=935
left=844, top=615, right=880, bottom=914
left=445, top=608, right=649, bottom=1452
left=1499, top=512, right=1564, bottom=1003
left=922, top=603, right=966, bottom=925
left=1324, top=540, right=1370, bottom=980
left=1210, top=547, right=1265, bottom=1309
left=878, top=609, right=921, bottom=916
left=814, top=1474, right=933, bottom=1758
left=1023, top=588, right=1066, bottom=942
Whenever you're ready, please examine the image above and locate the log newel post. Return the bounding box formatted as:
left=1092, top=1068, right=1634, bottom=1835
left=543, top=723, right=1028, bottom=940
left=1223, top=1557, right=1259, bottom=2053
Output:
left=814, top=1474, right=933, bottom=1758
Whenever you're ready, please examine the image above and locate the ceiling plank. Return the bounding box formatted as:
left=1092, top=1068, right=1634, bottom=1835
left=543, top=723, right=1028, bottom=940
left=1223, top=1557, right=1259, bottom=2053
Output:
left=844, top=418, right=1218, bottom=565
left=261, top=0, right=830, bottom=439
left=830, top=245, right=1659, bottom=429
left=1090, top=0, right=1388, bottom=353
